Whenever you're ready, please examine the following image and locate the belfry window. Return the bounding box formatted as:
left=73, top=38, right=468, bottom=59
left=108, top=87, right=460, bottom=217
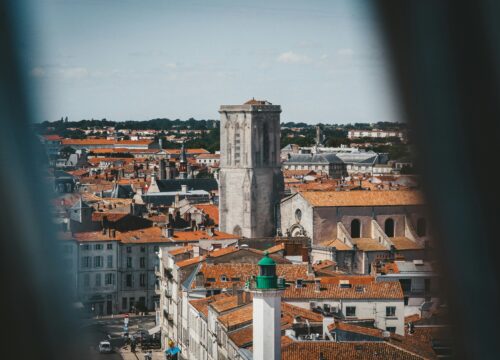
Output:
left=385, top=218, right=395, bottom=237
left=351, top=219, right=361, bottom=238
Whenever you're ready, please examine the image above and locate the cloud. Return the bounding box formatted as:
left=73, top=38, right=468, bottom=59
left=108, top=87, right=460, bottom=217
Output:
left=31, top=67, right=46, bottom=77
left=164, top=62, right=177, bottom=69
left=337, top=48, right=354, bottom=56
left=277, top=51, right=312, bottom=64
left=58, top=67, right=90, bottom=79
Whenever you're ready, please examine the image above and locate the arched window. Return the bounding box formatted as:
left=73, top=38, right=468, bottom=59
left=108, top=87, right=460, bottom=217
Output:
left=351, top=219, right=361, bottom=238
left=385, top=218, right=395, bottom=237
left=233, top=225, right=242, bottom=236
left=417, top=218, right=427, bottom=237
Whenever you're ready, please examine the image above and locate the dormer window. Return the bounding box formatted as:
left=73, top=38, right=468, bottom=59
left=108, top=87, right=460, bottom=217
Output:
left=220, top=275, right=228, bottom=282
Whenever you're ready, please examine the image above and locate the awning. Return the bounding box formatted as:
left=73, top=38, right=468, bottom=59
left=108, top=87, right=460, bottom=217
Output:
left=148, top=325, right=161, bottom=335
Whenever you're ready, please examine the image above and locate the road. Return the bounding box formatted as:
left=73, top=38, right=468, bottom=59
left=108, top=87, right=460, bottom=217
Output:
left=75, top=315, right=156, bottom=359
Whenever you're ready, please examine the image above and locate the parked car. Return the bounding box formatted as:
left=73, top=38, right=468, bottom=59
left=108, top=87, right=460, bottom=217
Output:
left=99, top=340, right=112, bottom=354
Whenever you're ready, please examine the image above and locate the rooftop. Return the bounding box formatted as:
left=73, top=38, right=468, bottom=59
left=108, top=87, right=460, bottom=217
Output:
left=297, top=190, right=424, bottom=207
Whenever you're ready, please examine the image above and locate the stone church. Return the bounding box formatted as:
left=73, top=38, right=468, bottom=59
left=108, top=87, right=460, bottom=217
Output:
left=218, top=99, right=284, bottom=238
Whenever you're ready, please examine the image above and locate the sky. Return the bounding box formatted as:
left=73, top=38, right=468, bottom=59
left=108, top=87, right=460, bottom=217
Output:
left=22, top=0, right=400, bottom=124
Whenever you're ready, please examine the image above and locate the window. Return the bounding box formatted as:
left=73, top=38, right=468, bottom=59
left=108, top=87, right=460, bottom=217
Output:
left=351, top=219, right=361, bottom=238
left=126, top=246, right=132, bottom=253
left=386, top=327, right=396, bottom=333
left=105, top=273, right=114, bottom=285
left=140, top=273, right=146, bottom=287
left=127, top=257, right=132, bottom=268
left=417, top=218, right=427, bottom=237
left=95, top=273, right=101, bottom=287
left=93, top=256, right=103, bottom=268
left=83, top=273, right=90, bottom=288
left=82, top=244, right=90, bottom=251
left=386, top=306, right=396, bottom=317
left=122, top=297, right=127, bottom=310
left=126, top=274, right=132, bottom=287
left=153, top=246, right=159, bottom=252
left=295, top=209, right=302, bottom=222
left=346, top=306, right=356, bottom=317
left=94, top=244, right=103, bottom=250
left=140, top=246, right=146, bottom=253
left=81, top=256, right=91, bottom=268
left=399, top=279, right=411, bottom=292
left=220, top=275, right=228, bottom=282
left=385, top=218, right=395, bottom=237
left=107, top=255, right=113, bottom=268
left=140, top=257, right=146, bottom=268
left=107, top=243, right=113, bottom=250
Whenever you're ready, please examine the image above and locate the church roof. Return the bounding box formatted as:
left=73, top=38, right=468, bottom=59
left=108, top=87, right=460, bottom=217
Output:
left=154, top=178, right=218, bottom=193
left=297, top=190, right=424, bottom=207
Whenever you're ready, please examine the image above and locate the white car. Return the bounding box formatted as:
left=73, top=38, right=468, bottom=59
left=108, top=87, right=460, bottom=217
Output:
left=99, top=340, right=112, bottom=354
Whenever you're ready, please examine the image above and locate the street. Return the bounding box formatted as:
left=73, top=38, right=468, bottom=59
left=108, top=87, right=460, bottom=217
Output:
left=74, top=314, right=157, bottom=359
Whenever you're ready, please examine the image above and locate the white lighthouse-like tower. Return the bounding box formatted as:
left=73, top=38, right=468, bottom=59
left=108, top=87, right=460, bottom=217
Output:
left=252, top=252, right=284, bottom=360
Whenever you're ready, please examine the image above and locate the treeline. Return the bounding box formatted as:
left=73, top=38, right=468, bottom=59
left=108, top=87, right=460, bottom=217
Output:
left=34, top=118, right=219, bottom=134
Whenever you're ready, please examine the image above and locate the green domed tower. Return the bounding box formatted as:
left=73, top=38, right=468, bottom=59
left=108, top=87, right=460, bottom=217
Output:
left=256, top=251, right=278, bottom=289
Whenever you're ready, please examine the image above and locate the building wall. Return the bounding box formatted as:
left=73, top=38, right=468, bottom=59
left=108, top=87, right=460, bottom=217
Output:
left=283, top=298, right=404, bottom=335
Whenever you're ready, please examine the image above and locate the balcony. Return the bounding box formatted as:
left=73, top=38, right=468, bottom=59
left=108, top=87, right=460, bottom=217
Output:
left=155, top=283, right=161, bottom=295
left=154, top=266, right=161, bottom=276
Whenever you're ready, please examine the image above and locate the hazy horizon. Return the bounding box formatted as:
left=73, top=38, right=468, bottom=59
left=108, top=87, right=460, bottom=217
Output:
left=24, top=0, right=401, bottom=124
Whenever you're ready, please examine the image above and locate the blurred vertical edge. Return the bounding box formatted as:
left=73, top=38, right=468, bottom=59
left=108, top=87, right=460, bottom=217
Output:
left=0, top=1, right=79, bottom=359
left=375, top=1, right=500, bottom=359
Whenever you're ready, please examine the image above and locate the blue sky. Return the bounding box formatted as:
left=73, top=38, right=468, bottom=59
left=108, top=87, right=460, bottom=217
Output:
left=23, top=0, right=400, bottom=124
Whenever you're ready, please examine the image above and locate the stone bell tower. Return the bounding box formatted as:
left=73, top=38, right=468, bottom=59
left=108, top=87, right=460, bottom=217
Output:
left=218, top=99, right=283, bottom=238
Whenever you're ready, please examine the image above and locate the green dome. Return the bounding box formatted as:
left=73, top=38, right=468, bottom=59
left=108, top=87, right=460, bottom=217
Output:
left=258, top=251, right=276, bottom=266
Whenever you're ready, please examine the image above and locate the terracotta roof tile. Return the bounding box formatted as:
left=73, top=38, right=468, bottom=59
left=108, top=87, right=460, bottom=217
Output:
left=189, top=293, right=230, bottom=317
left=194, top=204, right=219, bottom=225
left=299, top=190, right=424, bottom=207
left=282, top=341, right=424, bottom=360
left=282, top=281, right=403, bottom=300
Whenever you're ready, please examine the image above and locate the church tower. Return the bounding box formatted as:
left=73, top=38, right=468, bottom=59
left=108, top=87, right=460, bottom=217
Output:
left=219, top=99, right=283, bottom=238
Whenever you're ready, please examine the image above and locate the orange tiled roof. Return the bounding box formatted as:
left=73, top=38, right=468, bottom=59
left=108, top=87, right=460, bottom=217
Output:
left=189, top=293, right=230, bottom=318
left=166, top=148, right=210, bottom=155
left=198, top=263, right=312, bottom=290
left=219, top=301, right=322, bottom=332
left=329, top=321, right=385, bottom=338
left=194, top=204, right=219, bottom=225
left=266, top=242, right=285, bottom=254
left=196, top=153, right=220, bottom=159
left=319, top=275, right=375, bottom=285
left=352, top=238, right=388, bottom=252
left=299, top=190, right=424, bottom=207
left=91, top=212, right=129, bottom=222
left=391, top=237, right=424, bottom=250
left=168, top=245, right=193, bottom=256
left=282, top=281, right=403, bottom=300
left=210, top=293, right=253, bottom=313
left=43, top=134, right=62, bottom=141
left=169, top=230, right=237, bottom=242
left=319, top=239, right=352, bottom=251
left=282, top=341, right=423, bottom=360
left=176, top=256, right=206, bottom=268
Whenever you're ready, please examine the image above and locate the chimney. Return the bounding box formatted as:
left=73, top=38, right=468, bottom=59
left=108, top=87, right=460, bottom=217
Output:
left=244, top=290, right=251, bottom=303
left=307, top=262, right=314, bottom=276
left=322, top=317, right=334, bottom=338
left=237, top=290, right=243, bottom=305
left=102, top=227, right=107, bottom=235
left=232, top=282, right=238, bottom=296
left=111, top=229, right=116, bottom=238
left=207, top=227, right=214, bottom=237
left=191, top=219, right=197, bottom=230
left=166, top=227, right=174, bottom=238
left=314, top=279, right=321, bottom=293
left=181, top=184, right=188, bottom=193
left=193, top=245, right=200, bottom=258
